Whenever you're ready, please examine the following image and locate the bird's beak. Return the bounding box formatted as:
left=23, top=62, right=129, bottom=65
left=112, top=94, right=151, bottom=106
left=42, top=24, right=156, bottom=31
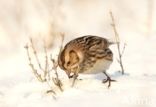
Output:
left=65, top=69, right=71, bottom=78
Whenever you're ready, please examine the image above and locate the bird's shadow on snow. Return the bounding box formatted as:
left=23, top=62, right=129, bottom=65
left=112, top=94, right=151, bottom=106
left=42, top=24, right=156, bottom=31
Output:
left=111, top=71, right=130, bottom=78
left=94, top=71, right=130, bottom=80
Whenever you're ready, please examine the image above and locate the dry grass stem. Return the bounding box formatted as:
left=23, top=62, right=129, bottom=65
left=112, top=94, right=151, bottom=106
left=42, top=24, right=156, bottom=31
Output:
left=25, top=35, right=65, bottom=98
left=121, top=43, right=126, bottom=56
left=24, top=45, right=45, bottom=82
left=50, top=33, right=64, bottom=91
left=30, top=38, right=44, bottom=71
left=25, top=34, right=65, bottom=93
left=43, top=41, right=48, bottom=80
left=51, top=56, right=63, bottom=92
left=109, top=11, right=125, bottom=75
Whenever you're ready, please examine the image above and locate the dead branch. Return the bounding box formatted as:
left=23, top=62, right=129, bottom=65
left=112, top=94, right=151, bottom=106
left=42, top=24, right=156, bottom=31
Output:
left=24, top=45, right=45, bottom=82
left=43, top=41, right=48, bottom=80
left=29, top=38, right=44, bottom=71
left=121, top=43, right=126, bottom=56
left=25, top=39, right=56, bottom=98
left=51, top=56, right=63, bottom=92
left=50, top=33, right=64, bottom=91
left=109, top=11, right=125, bottom=75
left=25, top=33, right=65, bottom=97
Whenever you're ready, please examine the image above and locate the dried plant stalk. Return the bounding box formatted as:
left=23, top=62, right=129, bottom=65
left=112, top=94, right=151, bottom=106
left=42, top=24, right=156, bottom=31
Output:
left=25, top=34, right=65, bottom=97
left=109, top=11, right=125, bottom=75
left=43, top=41, right=48, bottom=80
left=50, top=33, right=64, bottom=91
left=25, top=38, right=56, bottom=98
left=29, top=38, right=44, bottom=71
left=24, top=45, right=45, bottom=82
left=51, top=57, right=63, bottom=92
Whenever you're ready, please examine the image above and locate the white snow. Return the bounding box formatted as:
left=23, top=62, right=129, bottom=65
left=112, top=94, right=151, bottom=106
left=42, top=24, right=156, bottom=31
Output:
left=0, top=0, right=156, bottom=107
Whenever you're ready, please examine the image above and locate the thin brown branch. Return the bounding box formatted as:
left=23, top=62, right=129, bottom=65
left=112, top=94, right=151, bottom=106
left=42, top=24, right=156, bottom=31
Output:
left=51, top=55, right=63, bottom=92
left=25, top=41, right=56, bottom=99
left=121, top=43, right=126, bottom=57
left=49, top=34, right=65, bottom=91
left=109, top=11, right=125, bottom=75
left=43, top=41, right=48, bottom=81
left=29, top=38, right=44, bottom=71
left=24, top=45, right=44, bottom=82
left=25, top=34, right=65, bottom=98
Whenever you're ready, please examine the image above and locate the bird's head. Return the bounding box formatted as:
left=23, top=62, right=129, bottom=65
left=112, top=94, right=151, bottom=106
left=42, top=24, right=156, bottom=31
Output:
left=58, top=47, right=80, bottom=78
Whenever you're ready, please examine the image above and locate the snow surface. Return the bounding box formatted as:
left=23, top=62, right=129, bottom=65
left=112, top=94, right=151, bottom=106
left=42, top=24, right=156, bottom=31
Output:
left=0, top=0, right=156, bottom=107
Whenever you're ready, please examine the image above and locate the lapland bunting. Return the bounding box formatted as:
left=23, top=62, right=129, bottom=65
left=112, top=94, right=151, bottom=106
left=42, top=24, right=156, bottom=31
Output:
left=58, top=35, right=115, bottom=87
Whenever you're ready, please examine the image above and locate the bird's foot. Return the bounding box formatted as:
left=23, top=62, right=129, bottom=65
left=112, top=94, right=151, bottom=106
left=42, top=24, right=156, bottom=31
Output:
left=102, top=76, right=116, bottom=88
left=102, top=72, right=116, bottom=88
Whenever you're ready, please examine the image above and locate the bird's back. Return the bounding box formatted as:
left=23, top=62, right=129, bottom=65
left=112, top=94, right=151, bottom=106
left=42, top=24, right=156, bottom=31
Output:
left=58, top=35, right=113, bottom=75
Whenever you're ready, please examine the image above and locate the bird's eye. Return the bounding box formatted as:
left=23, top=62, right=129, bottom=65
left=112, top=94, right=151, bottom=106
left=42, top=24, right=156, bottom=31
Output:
left=67, top=61, right=71, bottom=66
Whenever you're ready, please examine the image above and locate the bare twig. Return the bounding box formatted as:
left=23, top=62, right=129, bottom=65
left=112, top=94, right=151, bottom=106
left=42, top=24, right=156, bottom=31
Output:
left=121, top=43, right=126, bottom=56
left=46, top=89, right=57, bottom=100
left=25, top=34, right=65, bottom=98
left=50, top=34, right=65, bottom=90
left=25, top=39, right=56, bottom=98
left=43, top=41, right=48, bottom=81
left=109, top=11, right=125, bottom=75
left=51, top=57, right=63, bottom=92
left=29, top=38, right=44, bottom=71
left=24, top=45, right=44, bottom=82
left=50, top=33, right=64, bottom=91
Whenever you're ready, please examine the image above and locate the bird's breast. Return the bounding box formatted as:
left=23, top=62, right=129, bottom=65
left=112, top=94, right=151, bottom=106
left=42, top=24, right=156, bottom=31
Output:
left=80, top=59, right=112, bottom=74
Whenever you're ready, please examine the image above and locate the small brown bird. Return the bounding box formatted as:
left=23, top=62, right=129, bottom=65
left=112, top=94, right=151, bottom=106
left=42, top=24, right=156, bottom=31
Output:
left=58, top=35, right=115, bottom=87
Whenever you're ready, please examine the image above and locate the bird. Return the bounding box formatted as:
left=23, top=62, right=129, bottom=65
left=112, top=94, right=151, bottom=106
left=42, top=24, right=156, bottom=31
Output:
left=58, top=35, right=115, bottom=87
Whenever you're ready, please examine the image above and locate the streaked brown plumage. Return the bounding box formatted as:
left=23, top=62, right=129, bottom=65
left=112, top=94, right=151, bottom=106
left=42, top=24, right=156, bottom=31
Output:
left=58, top=35, right=115, bottom=87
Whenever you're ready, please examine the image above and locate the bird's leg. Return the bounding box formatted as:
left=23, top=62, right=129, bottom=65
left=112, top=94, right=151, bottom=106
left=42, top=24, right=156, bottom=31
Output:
left=102, top=71, right=116, bottom=88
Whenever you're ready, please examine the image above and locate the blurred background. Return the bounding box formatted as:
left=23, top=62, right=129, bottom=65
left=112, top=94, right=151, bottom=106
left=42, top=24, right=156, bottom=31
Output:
left=0, top=1, right=156, bottom=107
left=0, top=0, right=155, bottom=60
